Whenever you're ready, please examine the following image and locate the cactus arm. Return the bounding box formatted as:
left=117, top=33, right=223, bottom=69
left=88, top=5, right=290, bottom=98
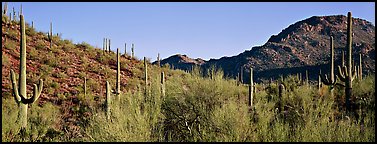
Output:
left=10, top=69, right=21, bottom=103
left=338, top=65, right=346, bottom=82
left=351, top=66, right=357, bottom=81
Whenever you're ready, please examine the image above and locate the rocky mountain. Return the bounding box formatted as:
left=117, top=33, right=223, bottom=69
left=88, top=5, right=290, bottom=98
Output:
left=155, top=14, right=375, bottom=82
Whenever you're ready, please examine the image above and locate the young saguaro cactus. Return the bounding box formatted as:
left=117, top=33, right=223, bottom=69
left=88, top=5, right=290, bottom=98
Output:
left=359, top=53, right=363, bottom=80
left=124, top=43, right=127, bottom=56
left=103, top=38, right=106, bottom=54
left=338, top=12, right=357, bottom=113
left=116, top=48, right=121, bottom=100
left=157, top=53, right=161, bottom=67
left=106, top=81, right=111, bottom=120
left=50, top=22, right=53, bottom=48
left=161, top=72, right=165, bottom=97
left=320, top=36, right=337, bottom=97
left=144, top=57, right=148, bottom=97
left=108, top=39, right=111, bottom=53
left=249, top=67, right=254, bottom=108
left=10, top=14, right=44, bottom=132
left=131, top=43, right=135, bottom=58
left=277, top=83, right=285, bottom=113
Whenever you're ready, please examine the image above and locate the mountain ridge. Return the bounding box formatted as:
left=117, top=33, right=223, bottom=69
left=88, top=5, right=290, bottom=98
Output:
left=155, top=14, right=375, bottom=82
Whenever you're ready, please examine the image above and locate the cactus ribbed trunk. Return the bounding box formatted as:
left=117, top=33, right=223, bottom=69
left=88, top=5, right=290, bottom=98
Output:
left=161, top=72, right=165, bottom=97
left=249, top=68, right=253, bottom=108
left=116, top=48, right=120, bottom=101
left=106, top=81, right=111, bottom=120
left=19, top=14, right=28, bottom=130
left=345, top=12, right=353, bottom=112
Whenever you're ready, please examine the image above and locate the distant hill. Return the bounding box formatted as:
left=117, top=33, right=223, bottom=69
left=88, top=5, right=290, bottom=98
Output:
left=155, top=15, right=375, bottom=82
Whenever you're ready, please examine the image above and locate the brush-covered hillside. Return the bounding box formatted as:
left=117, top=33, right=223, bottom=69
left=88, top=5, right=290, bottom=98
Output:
left=2, top=13, right=375, bottom=142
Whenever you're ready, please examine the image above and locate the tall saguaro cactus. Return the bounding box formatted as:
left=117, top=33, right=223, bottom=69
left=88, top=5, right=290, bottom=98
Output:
left=106, top=81, right=111, bottom=120
left=10, top=14, right=44, bottom=132
left=320, top=36, right=337, bottom=97
left=108, top=39, right=111, bottom=53
left=305, top=70, right=309, bottom=85
left=161, top=72, right=165, bottom=97
left=116, top=48, right=121, bottom=100
left=248, top=67, right=254, bottom=108
left=103, top=38, right=106, bottom=54
left=338, top=12, right=357, bottom=113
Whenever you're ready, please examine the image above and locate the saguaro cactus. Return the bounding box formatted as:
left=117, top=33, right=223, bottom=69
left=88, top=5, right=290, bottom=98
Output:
left=49, top=22, right=53, bottom=48
left=278, top=83, right=285, bottom=112
left=124, top=43, right=127, bottom=55
left=103, top=38, right=106, bottom=54
left=131, top=43, right=135, bottom=58
left=108, top=39, right=111, bottom=53
left=249, top=67, right=254, bottom=108
left=106, top=81, right=111, bottom=120
left=31, top=21, right=34, bottom=29
left=359, top=53, right=362, bottom=80
left=157, top=53, right=161, bottom=67
left=161, top=72, right=165, bottom=97
left=10, top=14, right=44, bottom=132
left=341, top=50, right=345, bottom=67
left=240, top=66, right=243, bottom=84
left=116, top=48, right=121, bottom=100
left=3, top=2, right=7, bottom=16
left=320, top=36, right=337, bottom=97
left=144, top=57, right=148, bottom=97
left=338, top=12, right=357, bottom=113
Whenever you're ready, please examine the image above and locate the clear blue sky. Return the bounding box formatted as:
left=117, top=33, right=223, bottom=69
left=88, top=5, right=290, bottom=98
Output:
left=4, top=2, right=375, bottom=61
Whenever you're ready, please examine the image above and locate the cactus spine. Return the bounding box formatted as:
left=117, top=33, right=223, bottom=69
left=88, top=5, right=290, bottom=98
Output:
left=116, top=48, right=121, bottom=100
left=161, top=72, right=165, bottom=97
left=249, top=67, right=254, bottom=108
left=320, top=36, right=336, bottom=97
left=10, top=14, right=44, bottom=132
left=131, top=43, right=134, bottom=58
left=338, top=12, right=357, bottom=113
left=106, top=81, right=111, bottom=120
